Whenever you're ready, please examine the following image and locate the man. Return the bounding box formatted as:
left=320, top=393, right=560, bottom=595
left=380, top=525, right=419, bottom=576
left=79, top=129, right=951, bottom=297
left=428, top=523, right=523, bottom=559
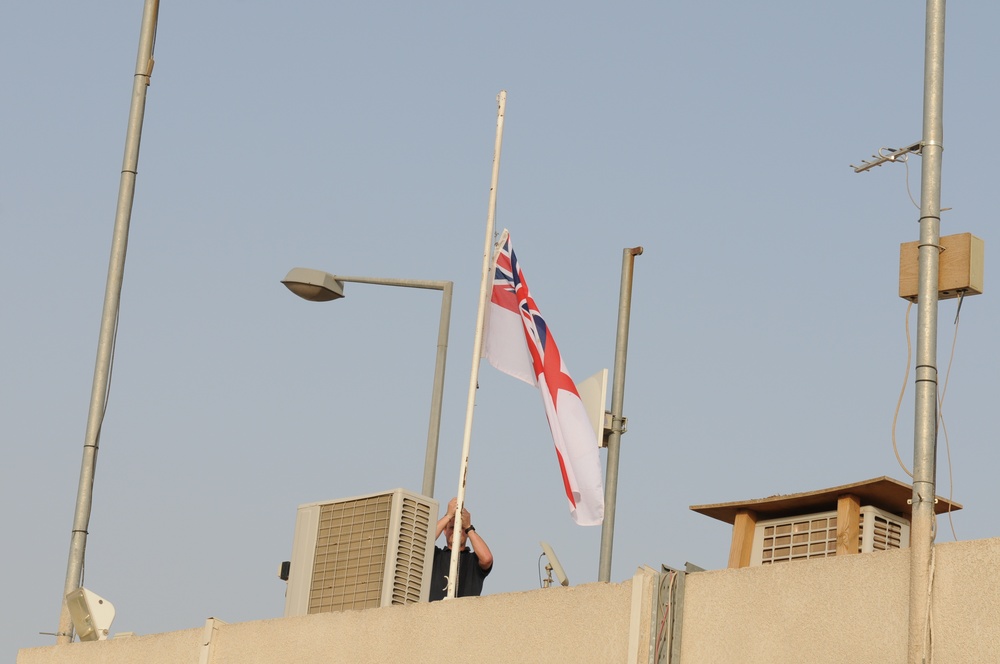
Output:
left=428, top=497, right=494, bottom=601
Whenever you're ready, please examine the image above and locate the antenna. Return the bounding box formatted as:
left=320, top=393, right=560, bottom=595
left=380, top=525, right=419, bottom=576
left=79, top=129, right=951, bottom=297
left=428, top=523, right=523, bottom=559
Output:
left=577, top=369, right=610, bottom=447
left=65, top=588, right=116, bottom=641
left=850, top=141, right=922, bottom=173
left=540, top=541, right=569, bottom=587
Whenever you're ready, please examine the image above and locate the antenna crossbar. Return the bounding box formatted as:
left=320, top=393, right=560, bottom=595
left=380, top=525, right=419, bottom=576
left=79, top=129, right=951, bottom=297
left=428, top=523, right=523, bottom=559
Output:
left=850, top=141, right=923, bottom=173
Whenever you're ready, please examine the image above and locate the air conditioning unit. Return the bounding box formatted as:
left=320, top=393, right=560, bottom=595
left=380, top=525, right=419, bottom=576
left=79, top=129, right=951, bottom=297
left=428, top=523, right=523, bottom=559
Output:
left=283, top=488, right=438, bottom=616
left=750, top=505, right=909, bottom=566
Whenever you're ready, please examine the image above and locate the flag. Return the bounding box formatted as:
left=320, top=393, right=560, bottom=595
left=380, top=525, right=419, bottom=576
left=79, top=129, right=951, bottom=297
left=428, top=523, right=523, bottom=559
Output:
left=484, top=229, right=605, bottom=525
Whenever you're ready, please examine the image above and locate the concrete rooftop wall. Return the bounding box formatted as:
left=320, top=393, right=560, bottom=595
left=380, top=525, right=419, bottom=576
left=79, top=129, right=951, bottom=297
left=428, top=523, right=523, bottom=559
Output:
left=18, top=538, right=1000, bottom=664
left=678, top=537, right=1000, bottom=664
left=18, top=572, right=655, bottom=664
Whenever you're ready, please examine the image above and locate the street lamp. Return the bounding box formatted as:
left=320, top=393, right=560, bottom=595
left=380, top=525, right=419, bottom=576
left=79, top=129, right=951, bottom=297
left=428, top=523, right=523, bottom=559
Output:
left=281, top=267, right=453, bottom=498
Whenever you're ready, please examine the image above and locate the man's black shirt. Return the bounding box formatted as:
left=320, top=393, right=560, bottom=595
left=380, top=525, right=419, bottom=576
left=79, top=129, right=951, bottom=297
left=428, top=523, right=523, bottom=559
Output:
left=428, top=546, right=492, bottom=601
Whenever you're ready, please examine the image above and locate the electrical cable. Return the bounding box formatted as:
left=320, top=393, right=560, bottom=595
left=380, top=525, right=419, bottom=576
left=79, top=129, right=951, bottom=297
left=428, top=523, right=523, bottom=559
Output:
left=902, top=156, right=921, bottom=210
left=890, top=296, right=949, bottom=660
left=923, top=545, right=937, bottom=662
left=892, top=297, right=962, bottom=541
left=901, top=155, right=952, bottom=213
left=653, top=570, right=677, bottom=663
left=936, top=295, right=962, bottom=541
left=891, top=302, right=914, bottom=478
left=662, top=571, right=677, bottom=663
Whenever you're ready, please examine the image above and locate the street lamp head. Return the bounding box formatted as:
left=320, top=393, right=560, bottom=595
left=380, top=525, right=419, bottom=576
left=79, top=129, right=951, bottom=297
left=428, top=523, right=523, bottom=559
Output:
left=282, top=268, right=345, bottom=302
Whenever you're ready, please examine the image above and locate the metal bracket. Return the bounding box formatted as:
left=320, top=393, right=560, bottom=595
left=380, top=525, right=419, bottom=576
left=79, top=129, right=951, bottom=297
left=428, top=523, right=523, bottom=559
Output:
left=601, top=412, right=627, bottom=447
left=654, top=563, right=705, bottom=663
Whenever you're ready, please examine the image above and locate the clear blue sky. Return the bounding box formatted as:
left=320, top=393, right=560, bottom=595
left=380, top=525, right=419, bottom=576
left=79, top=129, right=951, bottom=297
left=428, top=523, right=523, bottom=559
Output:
left=4, top=1, right=999, bottom=658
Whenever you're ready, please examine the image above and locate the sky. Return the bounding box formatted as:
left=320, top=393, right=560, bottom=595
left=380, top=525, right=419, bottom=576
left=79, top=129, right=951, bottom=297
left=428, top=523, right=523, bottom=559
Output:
left=3, top=1, right=999, bottom=658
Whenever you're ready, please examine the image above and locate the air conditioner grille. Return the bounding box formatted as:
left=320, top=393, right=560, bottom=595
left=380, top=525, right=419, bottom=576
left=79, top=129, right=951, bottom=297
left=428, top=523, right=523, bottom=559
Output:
left=759, top=514, right=838, bottom=564
left=860, top=509, right=905, bottom=551
left=752, top=506, right=910, bottom=566
left=390, top=497, right=434, bottom=604
left=309, top=494, right=393, bottom=613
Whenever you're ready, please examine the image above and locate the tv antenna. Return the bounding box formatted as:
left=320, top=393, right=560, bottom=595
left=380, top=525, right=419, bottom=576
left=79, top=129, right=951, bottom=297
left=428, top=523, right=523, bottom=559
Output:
left=540, top=541, right=569, bottom=588
left=850, top=140, right=923, bottom=173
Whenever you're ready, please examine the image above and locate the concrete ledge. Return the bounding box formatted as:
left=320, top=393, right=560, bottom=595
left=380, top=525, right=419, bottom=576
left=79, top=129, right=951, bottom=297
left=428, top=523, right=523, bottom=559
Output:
left=678, top=537, right=1000, bottom=664
left=19, top=581, right=636, bottom=664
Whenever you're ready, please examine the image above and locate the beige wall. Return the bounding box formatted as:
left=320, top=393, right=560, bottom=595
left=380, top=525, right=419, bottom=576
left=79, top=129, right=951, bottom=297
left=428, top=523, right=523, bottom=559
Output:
left=679, top=537, right=1000, bottom=664
left=18, top=572, right=653, bottom=664
left=18, top=538, right=1000, bottom=664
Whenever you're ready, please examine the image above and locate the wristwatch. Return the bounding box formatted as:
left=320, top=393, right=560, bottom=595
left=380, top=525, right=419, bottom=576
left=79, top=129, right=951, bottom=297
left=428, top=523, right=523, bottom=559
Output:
left=464, top=525, right=476, bottom=535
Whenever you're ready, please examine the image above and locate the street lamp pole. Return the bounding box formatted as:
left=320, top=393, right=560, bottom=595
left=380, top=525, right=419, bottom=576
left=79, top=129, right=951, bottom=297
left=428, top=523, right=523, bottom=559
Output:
left=282, top=268, right=452, bottom=498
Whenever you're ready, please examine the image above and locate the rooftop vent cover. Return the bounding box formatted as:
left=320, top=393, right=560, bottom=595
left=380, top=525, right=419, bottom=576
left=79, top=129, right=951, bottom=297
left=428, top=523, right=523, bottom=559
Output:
left=283, top=488, right=438, bottom=616
left=750, top=505, right=909, bottom=566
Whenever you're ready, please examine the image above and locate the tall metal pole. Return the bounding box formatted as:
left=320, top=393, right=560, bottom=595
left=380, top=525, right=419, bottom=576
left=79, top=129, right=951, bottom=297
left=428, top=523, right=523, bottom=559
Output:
left=598, top=246, right=642, bottom=582
left=448, top=90, right=506, bottom=599
left=57, top=0, right=160, bottom=644
left=908, top=0, right=945, bottom=661
left=423, top=282, right=453, bottom=498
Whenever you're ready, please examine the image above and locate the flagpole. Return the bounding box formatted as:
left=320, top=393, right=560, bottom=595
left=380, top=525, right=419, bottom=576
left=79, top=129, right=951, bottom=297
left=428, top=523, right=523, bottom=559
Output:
left=447, top=90, right=507, bottom=599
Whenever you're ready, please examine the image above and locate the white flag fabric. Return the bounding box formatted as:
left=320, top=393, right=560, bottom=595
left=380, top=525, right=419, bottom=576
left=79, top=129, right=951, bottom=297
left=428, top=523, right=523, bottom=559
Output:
left=483, top=229, right=605, bottom=525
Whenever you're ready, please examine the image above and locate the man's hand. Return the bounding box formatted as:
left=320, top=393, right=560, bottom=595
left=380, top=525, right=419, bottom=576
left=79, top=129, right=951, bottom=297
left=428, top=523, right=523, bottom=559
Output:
left=446, top=498, right=471, bottom=528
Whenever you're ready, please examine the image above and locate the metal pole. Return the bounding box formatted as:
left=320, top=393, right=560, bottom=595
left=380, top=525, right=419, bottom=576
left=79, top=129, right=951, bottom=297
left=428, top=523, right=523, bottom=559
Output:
left=448, top=90, right=506, bottom=599
left=908, top=0, right=945, bottom=661
left=598, top=246, right=642, bottom=582
left=422, top=282, right=452, bottom=497
left=57, top=0, right=159, bottom=643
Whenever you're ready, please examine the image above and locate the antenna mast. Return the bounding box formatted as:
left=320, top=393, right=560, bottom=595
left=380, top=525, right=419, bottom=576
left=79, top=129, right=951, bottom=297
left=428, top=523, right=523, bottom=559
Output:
left=849, top=3, right=945, bottom=659
left=907, top=1, right=945, bottom=661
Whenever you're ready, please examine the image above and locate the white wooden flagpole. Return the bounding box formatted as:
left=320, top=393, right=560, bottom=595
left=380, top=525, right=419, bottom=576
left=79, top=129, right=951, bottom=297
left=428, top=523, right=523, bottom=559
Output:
left=447, top=90, right=507, bottom=599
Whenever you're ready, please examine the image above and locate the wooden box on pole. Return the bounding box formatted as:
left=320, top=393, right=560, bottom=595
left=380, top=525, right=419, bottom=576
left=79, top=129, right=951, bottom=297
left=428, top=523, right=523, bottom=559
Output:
left=898, top=232, right=984, bottom=301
